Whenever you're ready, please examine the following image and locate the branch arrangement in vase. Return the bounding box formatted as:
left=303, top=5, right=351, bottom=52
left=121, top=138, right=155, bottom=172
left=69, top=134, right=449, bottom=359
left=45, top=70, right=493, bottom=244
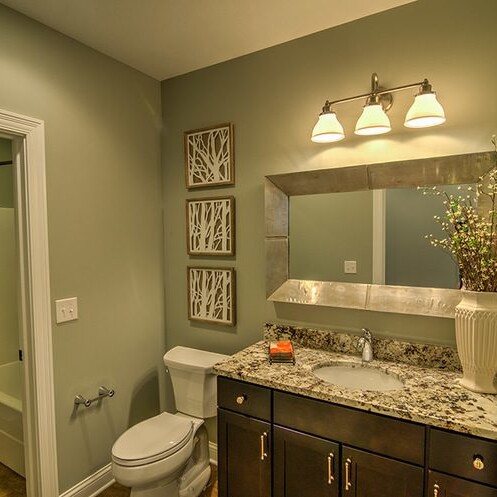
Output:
left=423, top=139, right=497, bottom=292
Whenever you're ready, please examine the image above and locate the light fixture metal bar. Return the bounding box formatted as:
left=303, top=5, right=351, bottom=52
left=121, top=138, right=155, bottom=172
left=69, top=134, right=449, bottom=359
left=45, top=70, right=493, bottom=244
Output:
left=327, top=79, right=426, bottom=108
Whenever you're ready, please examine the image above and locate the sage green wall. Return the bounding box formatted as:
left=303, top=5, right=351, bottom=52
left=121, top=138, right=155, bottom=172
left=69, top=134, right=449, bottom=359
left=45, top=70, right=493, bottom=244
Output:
left=290, top=191, right=373, bottom=283
left=162, top=0, right=497, bottom=355
left=0, top=138, right=18, bottom=367
left=0, top=5, right=164, bottom=493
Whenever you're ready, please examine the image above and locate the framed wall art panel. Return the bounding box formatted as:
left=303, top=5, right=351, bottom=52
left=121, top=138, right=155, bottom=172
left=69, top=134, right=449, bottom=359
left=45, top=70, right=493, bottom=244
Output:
left=187, top=267, right=236, bottom=326
left=186, top=196, right=235, bottom=256
left=184, top=123, right=234, bottom=188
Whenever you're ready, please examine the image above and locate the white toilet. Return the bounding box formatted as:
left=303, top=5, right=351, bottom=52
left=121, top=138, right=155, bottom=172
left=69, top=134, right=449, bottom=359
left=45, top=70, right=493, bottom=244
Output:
left=111, top=346, right=228, bottom=497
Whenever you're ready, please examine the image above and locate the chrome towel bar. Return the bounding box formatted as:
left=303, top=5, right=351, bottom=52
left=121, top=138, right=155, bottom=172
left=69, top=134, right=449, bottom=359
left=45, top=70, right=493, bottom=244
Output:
left=74, top=386, right=115, bottom=408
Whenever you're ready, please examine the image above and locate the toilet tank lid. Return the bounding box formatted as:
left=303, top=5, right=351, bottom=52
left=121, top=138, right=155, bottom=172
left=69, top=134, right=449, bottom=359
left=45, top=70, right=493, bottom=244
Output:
left=163, top=346, right=229, bottom=373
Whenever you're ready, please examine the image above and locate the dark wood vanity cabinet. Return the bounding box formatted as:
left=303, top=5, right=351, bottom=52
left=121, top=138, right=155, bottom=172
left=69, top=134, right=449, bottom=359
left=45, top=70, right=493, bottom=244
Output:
left=217, top=377, right=272, bottom=497
left=427, top=428, right=497, bottom=497
left=218, top=409, right=271, bottom=497
left=217, top=377, right=497, bottom=497
left=427, top=472, right=497, bottom=497
left=341, top=446, right=423, bottom=497
left=273, top=388, right=424, bottom=497
left=273, top=428, right=423, bottom=497
left=273, top=426, right=340, bottom=497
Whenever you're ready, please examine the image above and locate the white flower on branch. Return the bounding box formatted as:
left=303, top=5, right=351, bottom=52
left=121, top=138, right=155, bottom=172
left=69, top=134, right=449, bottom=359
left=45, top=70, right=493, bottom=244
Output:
left=422, top=143, right=497, bottom=292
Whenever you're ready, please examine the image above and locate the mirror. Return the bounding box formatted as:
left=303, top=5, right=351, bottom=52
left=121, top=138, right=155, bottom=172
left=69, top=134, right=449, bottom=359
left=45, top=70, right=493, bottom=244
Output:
left=265, top=151, right=494, bottom=318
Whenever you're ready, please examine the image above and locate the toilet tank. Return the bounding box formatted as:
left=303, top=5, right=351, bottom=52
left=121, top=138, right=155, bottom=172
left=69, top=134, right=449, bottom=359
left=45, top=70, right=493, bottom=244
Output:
left=163, top=346, right=228, bottom=418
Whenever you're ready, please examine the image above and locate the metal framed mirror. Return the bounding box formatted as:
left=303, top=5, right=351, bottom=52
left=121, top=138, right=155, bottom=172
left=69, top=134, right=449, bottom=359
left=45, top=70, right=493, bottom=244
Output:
left=265, top=151, right=495, bottom=318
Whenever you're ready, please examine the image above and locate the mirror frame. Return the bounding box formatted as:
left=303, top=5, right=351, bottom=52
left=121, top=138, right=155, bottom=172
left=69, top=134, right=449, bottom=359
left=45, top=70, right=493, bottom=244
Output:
left=265, top=151, right=495, bottom=318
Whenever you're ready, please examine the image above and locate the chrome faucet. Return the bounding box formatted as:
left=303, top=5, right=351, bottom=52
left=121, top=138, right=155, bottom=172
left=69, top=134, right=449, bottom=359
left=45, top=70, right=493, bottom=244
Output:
left=358, top=328, right=373, bottom=362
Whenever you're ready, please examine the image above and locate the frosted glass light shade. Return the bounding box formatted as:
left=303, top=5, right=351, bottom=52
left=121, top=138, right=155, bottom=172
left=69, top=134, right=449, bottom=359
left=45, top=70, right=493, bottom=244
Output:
left=311, top=112, right=345, bottom=143
left=355, top=104, right=391, bottom=136
left=404, top=93, right=446, bottom=128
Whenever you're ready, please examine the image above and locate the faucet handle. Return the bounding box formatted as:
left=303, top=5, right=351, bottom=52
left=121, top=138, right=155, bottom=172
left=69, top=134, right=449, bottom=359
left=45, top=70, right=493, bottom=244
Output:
left=361, top=328, right=372, bottom=341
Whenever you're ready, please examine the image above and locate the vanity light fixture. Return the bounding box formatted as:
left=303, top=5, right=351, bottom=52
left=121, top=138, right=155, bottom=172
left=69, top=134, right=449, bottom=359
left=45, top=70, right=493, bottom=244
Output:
left=311, top=102, right=345, bottom=143
left=311, top=73, right=446, bottom=143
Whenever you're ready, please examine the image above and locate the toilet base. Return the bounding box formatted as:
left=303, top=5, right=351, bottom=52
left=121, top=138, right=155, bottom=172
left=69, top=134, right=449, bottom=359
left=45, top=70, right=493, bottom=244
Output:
left=129, top=466, right=210, bottom=497
left=179, top=465, right=211, bottom=497
left=130, top=478, right=179, bottom=497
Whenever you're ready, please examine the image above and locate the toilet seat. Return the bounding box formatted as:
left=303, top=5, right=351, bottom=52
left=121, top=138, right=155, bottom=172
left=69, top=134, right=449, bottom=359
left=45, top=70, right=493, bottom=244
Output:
left=112, top=412, right=194, bottom=467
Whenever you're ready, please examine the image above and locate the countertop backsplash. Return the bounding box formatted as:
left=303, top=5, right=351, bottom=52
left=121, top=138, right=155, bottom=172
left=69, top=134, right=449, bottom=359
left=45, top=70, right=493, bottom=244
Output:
left=264, top=322, right=462, bottom=372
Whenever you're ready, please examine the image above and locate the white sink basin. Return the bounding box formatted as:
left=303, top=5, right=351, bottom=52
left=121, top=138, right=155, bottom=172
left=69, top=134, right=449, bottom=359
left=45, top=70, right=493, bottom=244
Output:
left=313, top=363, right=405, bottom=391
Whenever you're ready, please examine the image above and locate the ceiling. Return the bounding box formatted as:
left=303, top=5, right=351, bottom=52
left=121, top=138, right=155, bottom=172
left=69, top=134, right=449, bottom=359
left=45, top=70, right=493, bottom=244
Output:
left=0, top=0, right=416, bottom=80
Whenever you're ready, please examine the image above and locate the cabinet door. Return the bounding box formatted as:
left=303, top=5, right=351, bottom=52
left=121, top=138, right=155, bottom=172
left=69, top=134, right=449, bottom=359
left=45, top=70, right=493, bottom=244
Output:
left=342, top=446, right=423, bottom=497
left=273, top=426, right=339, bottom=497
left=428, top=471, right=497, bottom=497
left=218, top=408, right=271, bottom=497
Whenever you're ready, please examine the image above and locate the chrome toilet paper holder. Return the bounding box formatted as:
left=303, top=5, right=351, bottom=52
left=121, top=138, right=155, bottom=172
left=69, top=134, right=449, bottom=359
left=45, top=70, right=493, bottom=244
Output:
left=74, top=386, right=115, bottom=408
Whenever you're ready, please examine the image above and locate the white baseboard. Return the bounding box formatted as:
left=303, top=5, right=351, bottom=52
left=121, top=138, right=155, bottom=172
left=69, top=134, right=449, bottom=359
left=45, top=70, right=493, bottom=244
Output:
left=209, top=441, right=218, bottom=465
left=59, top=463, right=114, bottom=497
left=60, top=445, right=217, bottom=497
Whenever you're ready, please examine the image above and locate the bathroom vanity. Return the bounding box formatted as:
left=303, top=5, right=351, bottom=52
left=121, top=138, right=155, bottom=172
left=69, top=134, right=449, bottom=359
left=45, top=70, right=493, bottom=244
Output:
left=214, top=325, right=497, bottom=497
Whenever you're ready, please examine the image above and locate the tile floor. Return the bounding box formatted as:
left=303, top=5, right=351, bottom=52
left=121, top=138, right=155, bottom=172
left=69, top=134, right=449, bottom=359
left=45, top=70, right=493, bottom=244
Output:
left=0, top=463, right=26, bottom=497
left=0, top=462, right=218, bottom=497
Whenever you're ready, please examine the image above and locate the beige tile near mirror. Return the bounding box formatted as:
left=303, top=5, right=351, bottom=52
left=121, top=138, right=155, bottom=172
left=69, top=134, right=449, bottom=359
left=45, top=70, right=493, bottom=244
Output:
left=265, top=151, right=495, bottom=318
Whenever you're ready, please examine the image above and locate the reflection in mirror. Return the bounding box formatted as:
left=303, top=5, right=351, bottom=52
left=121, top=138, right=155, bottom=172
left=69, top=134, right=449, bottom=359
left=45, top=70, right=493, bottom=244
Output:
left=290, top=191, right=374, bottom=284
left=289, top=184, right=475, bottom=289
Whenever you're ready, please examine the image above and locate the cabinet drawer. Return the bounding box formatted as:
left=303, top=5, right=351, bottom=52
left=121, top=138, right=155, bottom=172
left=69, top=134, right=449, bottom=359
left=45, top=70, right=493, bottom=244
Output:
left=429, top=428, right=497, bottom=487
left=428, top=471, right=497, bottom=497
left=274, top=390, right=425, bottom=465
left=217, top=377, right=271, bottom=421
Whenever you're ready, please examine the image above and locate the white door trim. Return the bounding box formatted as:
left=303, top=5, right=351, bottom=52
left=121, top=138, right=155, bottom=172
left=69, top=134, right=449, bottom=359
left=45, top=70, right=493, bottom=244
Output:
left=0, top=108, right=58, bottom=497
left=372, top=189, right=386, bottom=285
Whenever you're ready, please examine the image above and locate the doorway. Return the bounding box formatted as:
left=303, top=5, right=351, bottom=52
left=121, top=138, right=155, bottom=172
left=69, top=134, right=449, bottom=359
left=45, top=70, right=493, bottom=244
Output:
left=0, top=136, right=27, bottom=495
left=0, top=109, right=58, bottom=497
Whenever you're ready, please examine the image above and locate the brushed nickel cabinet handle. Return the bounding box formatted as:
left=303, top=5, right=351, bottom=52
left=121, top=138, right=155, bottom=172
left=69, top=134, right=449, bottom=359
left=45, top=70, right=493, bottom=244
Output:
left=345, top=458, right=352, bottom=491
left=473, top=455, right=485, bottom=470
left=236, top=394, right=246, bottom=405
left=433, top=483, right=440, bottom=497
left=260, top=432, right=268, bottom=461
left=327, top=452, right=335, bottom=484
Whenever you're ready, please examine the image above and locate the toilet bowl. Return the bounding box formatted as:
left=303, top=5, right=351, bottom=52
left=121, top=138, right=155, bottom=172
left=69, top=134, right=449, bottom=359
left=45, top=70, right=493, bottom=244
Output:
left=111, top=347, right=228, bottom=497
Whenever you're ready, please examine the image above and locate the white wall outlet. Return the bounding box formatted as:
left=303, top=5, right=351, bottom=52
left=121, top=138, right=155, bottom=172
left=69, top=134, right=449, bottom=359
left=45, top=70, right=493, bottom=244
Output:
left=344, top=260, right=357, bottom=274
left=55, top=297, right=78, bottom=324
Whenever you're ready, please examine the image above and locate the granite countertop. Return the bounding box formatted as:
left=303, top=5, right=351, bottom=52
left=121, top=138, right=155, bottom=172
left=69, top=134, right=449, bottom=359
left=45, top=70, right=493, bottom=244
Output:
left=214, top=336, right=497, bottom=441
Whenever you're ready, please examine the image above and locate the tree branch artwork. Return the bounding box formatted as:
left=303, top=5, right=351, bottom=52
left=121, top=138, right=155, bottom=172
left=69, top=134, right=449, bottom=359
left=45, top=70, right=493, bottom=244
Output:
left=187, top=196, right=235, bottom=256
left=188, top=267, right=236, bottom=325
left=184, top=123, right=234, bottom=188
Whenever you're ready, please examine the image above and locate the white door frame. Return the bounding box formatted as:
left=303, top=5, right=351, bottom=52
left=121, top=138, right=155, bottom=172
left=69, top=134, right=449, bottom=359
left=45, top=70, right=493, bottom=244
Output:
left=0, top=108, right=59, bottom=496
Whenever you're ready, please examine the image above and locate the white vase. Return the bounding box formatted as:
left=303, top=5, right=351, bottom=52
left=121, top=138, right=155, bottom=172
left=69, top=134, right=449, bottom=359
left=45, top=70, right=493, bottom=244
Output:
left=455, top=290, right=497, bottom=394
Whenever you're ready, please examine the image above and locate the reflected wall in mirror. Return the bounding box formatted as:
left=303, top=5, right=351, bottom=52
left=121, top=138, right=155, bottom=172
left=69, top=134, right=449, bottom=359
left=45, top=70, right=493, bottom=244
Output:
left=289, top=185, right=475, bottom=289
left=266, top=151, right=495, bottom=317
